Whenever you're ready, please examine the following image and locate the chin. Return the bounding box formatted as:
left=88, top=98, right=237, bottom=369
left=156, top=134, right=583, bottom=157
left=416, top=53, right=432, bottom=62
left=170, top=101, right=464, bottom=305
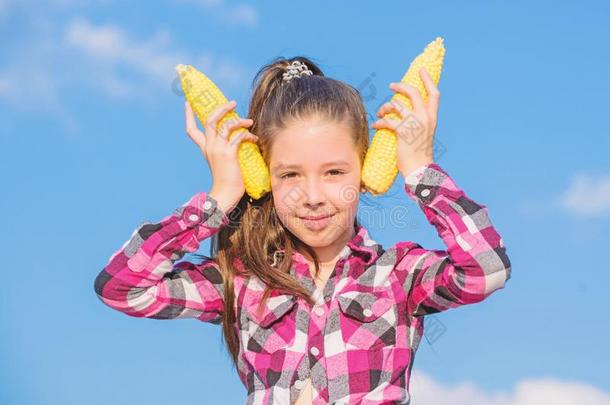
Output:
left=297, top=233, right=335, bottom=248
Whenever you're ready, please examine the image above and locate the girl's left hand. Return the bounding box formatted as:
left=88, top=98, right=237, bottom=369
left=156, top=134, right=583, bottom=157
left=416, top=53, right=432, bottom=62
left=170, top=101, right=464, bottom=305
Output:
left=371, top=67, right=440, bottom=177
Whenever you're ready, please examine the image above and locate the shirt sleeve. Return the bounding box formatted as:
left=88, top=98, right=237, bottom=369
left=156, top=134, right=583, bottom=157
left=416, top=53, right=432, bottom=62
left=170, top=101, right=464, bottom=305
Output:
left=93, top=191, right=230, bottom=323
left=403, top=163, right=429, bottom=184
left=392, top=162, right=512, bottom=317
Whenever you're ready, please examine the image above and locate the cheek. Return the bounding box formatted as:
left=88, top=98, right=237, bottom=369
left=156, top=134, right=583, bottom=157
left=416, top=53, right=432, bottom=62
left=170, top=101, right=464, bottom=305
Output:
left=332, top=181, right=361, bottom=209
left=271, top=181, right=299, bottom=204
left=271, top=192, right=296, bottom=223
left=271, top=202, right=292, bottom=228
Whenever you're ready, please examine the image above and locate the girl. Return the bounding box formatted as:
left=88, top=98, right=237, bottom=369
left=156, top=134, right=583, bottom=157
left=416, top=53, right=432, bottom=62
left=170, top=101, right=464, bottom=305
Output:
left=94, top=57, right=511, bottom=404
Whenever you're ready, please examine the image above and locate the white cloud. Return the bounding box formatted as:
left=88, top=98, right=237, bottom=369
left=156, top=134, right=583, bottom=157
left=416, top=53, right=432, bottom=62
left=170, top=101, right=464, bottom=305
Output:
left=0, top=76, right=10, bottom=93
left=225, top=3, right=258, bottom=27
left=557, top=172, right=610, bottom=217
left=409, top=370, right=610, bottom=405
left=64, top=17, right=182, bottom=86
left=0, top=0, right=10, bottom=19
left=175, top=0, right=259, bottom=27
left=0, top=62, right=56, bottom=106
left=63, top=16, right=248, bottom=99
left=179, top=0, right=224, bottom=7
left=516, top=171, right=610, bottom=219
left=0, top=9, right=249, bottom=136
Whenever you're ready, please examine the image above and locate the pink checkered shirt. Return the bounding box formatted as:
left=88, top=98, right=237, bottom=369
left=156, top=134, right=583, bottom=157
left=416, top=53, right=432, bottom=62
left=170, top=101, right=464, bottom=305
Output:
left=94, top=162, right=511, bottom=404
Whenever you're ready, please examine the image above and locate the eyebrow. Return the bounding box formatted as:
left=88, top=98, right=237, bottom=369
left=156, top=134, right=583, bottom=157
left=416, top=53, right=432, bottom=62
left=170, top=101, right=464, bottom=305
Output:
left=272, top=160, right=351, bottom=172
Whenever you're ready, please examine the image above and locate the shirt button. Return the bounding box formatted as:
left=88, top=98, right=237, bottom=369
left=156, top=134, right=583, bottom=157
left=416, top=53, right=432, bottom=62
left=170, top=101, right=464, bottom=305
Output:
left=363, top=308, right=372, bottom=317
left=420, top=188, right=431, bottom=197
left=188, top=214, right=200, bottom=222
left=203, top=200, right=212, bottom=210
left=314, top=306, right=324, bottom=316
left=310, top=346, right=319, bottom=356
left=294, top=380, right=304, bottom=389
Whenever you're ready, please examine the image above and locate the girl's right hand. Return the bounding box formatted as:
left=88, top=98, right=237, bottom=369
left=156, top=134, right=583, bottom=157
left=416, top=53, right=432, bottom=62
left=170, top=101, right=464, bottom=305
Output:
left=185, top=99, right=259, bottom=215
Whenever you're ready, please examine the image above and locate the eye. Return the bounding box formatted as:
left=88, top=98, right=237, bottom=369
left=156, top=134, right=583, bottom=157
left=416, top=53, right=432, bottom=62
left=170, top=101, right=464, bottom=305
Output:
left=279, top=170, right=345, bottom=180
left=280, top=172, right=297, bottom=179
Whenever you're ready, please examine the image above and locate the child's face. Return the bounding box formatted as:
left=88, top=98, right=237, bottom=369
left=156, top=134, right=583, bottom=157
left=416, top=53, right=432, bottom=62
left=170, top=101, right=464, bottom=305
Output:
left=269, top=116, right=362, bottom=250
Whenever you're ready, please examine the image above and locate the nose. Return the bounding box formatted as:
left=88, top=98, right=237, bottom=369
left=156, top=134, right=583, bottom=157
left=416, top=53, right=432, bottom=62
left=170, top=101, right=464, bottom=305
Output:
left=302, top=177, right=326, bottom=208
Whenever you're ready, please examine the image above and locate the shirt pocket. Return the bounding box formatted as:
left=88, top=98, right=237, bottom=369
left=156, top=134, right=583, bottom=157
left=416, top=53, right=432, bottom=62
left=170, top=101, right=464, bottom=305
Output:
left=243, top=293, right=298, bottom=354
left=336, top=289, right=397, bottom=350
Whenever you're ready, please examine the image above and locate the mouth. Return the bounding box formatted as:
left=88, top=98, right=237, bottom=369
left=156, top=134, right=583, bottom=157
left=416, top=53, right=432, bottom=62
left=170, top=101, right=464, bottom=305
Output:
left=300, top=214, right=334, bottom=220
left=298, top=213, right=336, bottom=231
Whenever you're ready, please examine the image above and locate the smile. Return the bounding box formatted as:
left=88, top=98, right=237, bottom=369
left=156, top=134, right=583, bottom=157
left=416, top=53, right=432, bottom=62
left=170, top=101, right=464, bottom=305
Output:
left=299, top=214, right=335, bottom=231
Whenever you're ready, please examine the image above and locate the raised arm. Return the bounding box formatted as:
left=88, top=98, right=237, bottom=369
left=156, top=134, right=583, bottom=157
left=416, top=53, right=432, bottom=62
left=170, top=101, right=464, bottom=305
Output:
left=93, top=191, right=229, bottom=323
left=392, top=162, right=512, bottom=317
left=94, top=93, right=260, bottom=323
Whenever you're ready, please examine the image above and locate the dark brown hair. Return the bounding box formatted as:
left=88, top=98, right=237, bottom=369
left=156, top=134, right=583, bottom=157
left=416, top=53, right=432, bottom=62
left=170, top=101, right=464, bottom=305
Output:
left=194, top=56, right=371, bottom=370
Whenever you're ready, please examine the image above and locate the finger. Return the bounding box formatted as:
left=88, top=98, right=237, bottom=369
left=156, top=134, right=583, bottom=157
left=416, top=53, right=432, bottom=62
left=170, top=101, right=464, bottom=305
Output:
left=372, top=115, right=426, bottom=134
left=185, top=101, right=199, bottom=132
left=228, top=130, right=258, bottom=148
left=389, top=82, right=426, bottom=114
left=205, top=100, right=237, bottom=135
left=391, top=99, right=410, bottom=120
left=185, top=101, right=206, bottom=148
left=218, top=117, right=253, bottom=140
left=233, top=132, right=258, bottom=147
left=372, top=117, right=427, bottom=145
left=419, top=68, right=440, bottom=119
left=216, top=117, right=235, bottom=139
left=376, top=100, right=406, bottom=120
left=370, top=117, right=402, bottom=132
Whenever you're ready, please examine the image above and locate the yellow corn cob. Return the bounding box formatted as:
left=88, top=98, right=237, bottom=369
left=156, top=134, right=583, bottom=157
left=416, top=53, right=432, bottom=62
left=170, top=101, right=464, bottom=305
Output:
left=176, top=64, right=271, bottom=200
left=361, top=37, right=445, bottom=196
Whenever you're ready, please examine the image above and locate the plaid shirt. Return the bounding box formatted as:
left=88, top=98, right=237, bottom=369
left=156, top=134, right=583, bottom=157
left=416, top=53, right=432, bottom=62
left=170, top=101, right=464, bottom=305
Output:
left=94, top=162, right=511, bottom=404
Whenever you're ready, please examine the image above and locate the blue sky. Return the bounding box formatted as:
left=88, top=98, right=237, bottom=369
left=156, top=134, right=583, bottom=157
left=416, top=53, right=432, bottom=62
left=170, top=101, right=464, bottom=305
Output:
left=2, top=0, right=610, bottom=404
